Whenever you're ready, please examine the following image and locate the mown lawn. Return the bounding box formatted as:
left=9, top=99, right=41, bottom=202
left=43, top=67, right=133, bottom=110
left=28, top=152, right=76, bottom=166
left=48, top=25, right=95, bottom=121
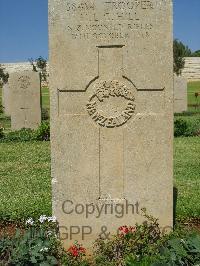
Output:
left=187, top=81, right=200, bottom=112
left=0, top=137, right=199, bottom=222
left=0, top=82, right=199, bottom=223
left=174, top=137, right=200, bottom=219
left=0, top=142, right=51, bottom=221
left=41, top=86, right=50, bottom=110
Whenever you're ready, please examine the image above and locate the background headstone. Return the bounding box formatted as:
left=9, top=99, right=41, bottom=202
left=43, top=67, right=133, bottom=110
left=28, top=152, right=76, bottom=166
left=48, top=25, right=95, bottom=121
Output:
left=174, top=75, right=188, bottom=113
left=9, top=70, right=41, bottom=130
left=49, top=0, right=173, bottom=248
left=2, top=62, right=50, bottom=87
left=2, top=83, right=11, bottom=116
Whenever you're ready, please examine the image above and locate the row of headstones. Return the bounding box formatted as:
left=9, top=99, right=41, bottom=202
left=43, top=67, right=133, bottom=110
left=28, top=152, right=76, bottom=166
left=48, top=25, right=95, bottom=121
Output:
left=1, top=71, right=187, bottom=131
left=2, top=70, right=41, bottom=130
left=0, top=0, right=188, bottom=252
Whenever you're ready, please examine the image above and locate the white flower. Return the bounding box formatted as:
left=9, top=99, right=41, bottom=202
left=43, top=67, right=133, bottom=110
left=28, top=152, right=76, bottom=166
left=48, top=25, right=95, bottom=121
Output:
left=47, top=216, right=57, bottom=223
left=25, top=218, right=34, bottom=225
left=39, top=215, right=47, bottom=223
left=40, top=247, right=49, bottom=252
left=47, top=231, right=53, bottom=236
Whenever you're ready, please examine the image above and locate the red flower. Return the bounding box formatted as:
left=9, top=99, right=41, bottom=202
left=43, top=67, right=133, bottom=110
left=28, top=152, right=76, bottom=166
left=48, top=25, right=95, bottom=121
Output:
left=68, top=246, right=79, bottom=257
left=118, top=225, right=136, bottom=236
left=129, top=226, right=136, bottom=232
left=68, top=243, right=86, bottom=257
left=79, top=246, right=86, bottom=253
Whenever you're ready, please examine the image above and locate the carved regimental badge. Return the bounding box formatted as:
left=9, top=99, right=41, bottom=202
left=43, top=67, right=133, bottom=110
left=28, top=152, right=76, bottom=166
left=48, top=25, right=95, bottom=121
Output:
left=18, top=76, right=31, bottom=90
left=86, top=80, right=135, bottom=128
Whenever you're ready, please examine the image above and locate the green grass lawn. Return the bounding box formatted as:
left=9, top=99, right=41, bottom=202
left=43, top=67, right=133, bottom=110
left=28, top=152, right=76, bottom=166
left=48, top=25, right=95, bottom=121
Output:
left=188, top=81, right=200, bottom=105
left=174, top=137, right=200, bottom=219
left=41, top=86, right=50, bottom=110
left=0, top=82, right=199, bottom=223
left=0, top=115, right=11, bottom=132
left=0, top=141, right=51, bottom=221
left=187, top=81, right=200, bottom=112
left=174, top=81, right=200, bottom=127
left=0, top=137, right=199, bottom=222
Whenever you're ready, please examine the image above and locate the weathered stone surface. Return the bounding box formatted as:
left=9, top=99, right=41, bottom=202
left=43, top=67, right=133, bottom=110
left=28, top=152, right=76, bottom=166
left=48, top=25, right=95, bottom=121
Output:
left=174, top=75, right=188, bottom=113
left=9, top=71, right=41, bottom=130
left=49, top=0, right=173, bottom=249
left=2, top=83, right=11, bottom=116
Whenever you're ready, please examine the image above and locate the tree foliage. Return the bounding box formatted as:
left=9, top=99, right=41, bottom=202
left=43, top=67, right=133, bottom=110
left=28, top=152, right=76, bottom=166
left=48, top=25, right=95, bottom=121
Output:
left=36, top=56, right=47, bottom=81
left=28, top=58, right=37, bottom=72
left=192, top=50, right=200, bottom=57
left=28, top=56, right=47, bottom=81
left=173, top=39, right=192, bottom=76
left=36, top=56, right=47, bottom=70
left=0, top=64, right=9, bottom=86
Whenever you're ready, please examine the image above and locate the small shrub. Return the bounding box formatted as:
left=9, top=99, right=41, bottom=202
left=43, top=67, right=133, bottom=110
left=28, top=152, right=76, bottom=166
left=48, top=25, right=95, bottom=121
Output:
left=0, top=126, right=4, bottom=139
left=194, top=129, right=200, bottom=136
left=1, top=213, right=200, bottom=265
left=0, top=228, right=59, bottom=265
left=0, top=104, right=3, bottom=114
left=174, top=119, right=189, bottom=137
left=34, top=121, right=50, bottom=141
left=174, top=118, right=200, bottom=137
left=0, top=216, right=89, bottom=266
left=0, top=216, right=60, bottom=265
left=61, top=242, right=89, bottom=266
left=0, top=123, right=50, bottom=142
left=174, top=111, right=200, bottom=117
left=1, top=128, right=34, bottom=142
left=94, top=211, right=200, bottom=266
left=126, top=255, right=157, bottom=265
left=151, top=233, right=200, bottom=266
left=0, top=64, right=9, bottom=85
left=94, top=211, right=161, bottom=265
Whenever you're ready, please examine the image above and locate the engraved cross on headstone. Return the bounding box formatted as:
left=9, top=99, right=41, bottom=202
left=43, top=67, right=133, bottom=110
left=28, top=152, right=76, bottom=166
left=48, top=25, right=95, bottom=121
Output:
left=20, top=107, right=29, bottom=128
left=97, top=45, right=127, bottom=200
left=59, top=45, right=136, bottom=201
left=19, top=76, right=30, bottom=128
